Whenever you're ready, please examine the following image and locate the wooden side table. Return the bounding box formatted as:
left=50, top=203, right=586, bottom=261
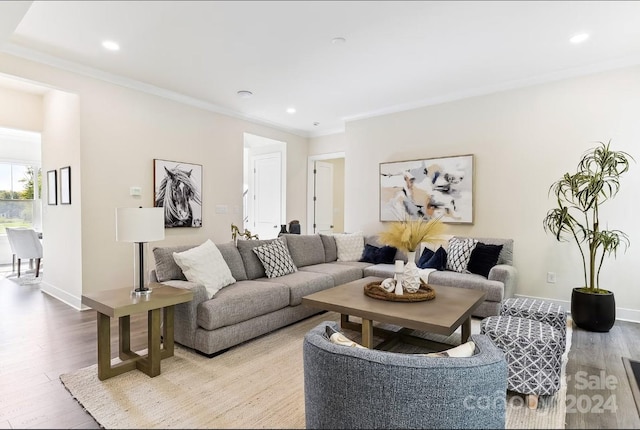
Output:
left=82, top=283, right=193, bottom=380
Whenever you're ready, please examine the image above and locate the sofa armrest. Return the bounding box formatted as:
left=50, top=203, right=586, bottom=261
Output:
left=158, top=280, right=209, bottom=349
left=488, top=264, right=518, bottom=299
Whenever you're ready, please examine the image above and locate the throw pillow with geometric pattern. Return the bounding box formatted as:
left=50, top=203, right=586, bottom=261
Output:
left=252, top=238, right=298, bottom=278
left=445, top=237, right=478, bottom=273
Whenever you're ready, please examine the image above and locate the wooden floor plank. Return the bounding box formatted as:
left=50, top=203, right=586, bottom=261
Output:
left=2, top=275, right=640, bottom=428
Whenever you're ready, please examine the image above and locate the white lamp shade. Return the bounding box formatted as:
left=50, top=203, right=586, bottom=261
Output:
left=116, top=207, right=165, bottom=243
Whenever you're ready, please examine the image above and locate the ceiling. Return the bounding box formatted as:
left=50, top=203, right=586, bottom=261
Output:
left=2, top=1, right=640, bottom=137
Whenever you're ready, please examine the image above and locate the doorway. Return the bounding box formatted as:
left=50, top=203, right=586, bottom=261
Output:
left=0, top=127, right=42, bottom=265
left=307, top=152, right=345, bottom=235
left=243, top=133, right=286, bottom=240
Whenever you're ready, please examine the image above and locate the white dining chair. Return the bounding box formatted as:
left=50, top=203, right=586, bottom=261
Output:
left=6, top=228, right=43, bottom=278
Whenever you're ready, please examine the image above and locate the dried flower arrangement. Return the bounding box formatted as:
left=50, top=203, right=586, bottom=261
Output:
left=379, top=216, right=447, bottom=253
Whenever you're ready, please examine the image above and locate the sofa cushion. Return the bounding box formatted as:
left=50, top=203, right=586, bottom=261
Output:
left=196, top=280, right=290, bottom=330
left=427, top=271, right=505, bottom=302
left=173, top=239, right=236, bottom=298
left=153, top=244, right=194, bottom=282
left=252, top=238, right=298, bottom=278
left=300, top=263, right=363, bottom=286
left=237, top=239, right=279, bottom=279
left=334, top=232, right=365, bottom=262
left=467, top=243, right=503, bottom=278
left=320, top=234, right=338, bottom=262
left=263, top=271, right=334, bottom=306
left=446, top=237, right=478, bottom=273
left=216, top=241, right=248, bottom=281
left=363, top=263, right=396, bottom=279
left=281, top=234, right=326, bottom=267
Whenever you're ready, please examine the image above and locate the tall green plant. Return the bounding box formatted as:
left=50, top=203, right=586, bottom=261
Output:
left=543, top=140, right=633, bottom=293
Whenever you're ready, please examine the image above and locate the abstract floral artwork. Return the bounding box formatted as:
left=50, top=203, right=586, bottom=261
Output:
left=379, top=154, right=474, bottom=224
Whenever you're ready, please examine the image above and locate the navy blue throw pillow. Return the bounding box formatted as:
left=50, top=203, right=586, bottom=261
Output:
left=467, top=242, right=503, bottom=278
left=418, top=246, right=447, bottom=270
left=377, top=245, right=397, bottom=264
left=359, top=244, right=397, bottom=264
left=417, top=247, right=435, bottom=268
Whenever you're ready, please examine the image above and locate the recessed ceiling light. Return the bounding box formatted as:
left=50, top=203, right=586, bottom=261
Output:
left=313, top=122, right=320, bottom=126
left=331, top=37, right=346, bottom=45
left=570, top=33, right=589, bottom=44
left=237, top=90, right=253, bottom=99
left=102, top=40, right=120, bottom=51
left=286, top=107, right=296, bottom=114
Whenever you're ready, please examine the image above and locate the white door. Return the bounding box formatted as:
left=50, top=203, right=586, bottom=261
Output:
left=314, top=161, right=334, bottom=234
left=252, top=153, right=282, bottom=239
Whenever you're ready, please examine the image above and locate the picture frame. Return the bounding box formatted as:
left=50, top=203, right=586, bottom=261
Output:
left=60, top=166, right=71, bottom=205
left=379, top=154, right=474, bottom=224
left=47, top=169, right=57, bottom=205
left=153, top=159, right=203, bottom=228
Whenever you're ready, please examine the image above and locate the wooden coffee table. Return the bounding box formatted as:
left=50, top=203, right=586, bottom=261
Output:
left=82, top=283, right=193, bottom=380
left=302, top=276, right=486, bottom=349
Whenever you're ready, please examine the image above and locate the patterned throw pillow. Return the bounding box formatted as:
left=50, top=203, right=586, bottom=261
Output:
left=252, top=238, right=297, bottom=278
left=445, top=237, right=478, bottom=273
left=333, top=232, right=365, bottom=262
left=172, top=239, right=236, bottom=298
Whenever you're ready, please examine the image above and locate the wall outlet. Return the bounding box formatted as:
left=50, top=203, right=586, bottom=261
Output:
left=547, top=272, right=556, bottom=283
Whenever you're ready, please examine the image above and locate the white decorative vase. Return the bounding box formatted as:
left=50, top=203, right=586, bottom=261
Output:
left=402, top=251, right=421, bottom=293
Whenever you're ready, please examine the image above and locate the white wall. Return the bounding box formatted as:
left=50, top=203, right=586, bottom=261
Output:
left=311, top=65, right=640, bottom=320
left=0, top=85, right=42, bottom=132
left=41, top=89, right=82, bottom=307
left=0, top=52, right=308, bottom=305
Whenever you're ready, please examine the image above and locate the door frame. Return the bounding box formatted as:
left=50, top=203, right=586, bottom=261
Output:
left=306, top=152, right=345, bottom=235
left=244, top=133, right=287, bottom=239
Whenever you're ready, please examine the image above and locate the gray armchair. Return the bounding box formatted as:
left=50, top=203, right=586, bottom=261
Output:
left=303, top=321, right=507, bottom=429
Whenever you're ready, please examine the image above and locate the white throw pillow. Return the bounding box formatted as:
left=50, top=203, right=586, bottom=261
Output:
left=425, top=341, right=476, bottom=358
left=333, top=232, right=365, bottom=262
left=172, top=239, right=236, bottom=298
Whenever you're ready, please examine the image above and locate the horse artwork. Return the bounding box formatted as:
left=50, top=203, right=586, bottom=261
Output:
left=154, top=159, right=203, bottom=228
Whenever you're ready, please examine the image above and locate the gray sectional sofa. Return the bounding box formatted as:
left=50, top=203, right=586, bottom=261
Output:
left=151, top=233, right=517, bottom=356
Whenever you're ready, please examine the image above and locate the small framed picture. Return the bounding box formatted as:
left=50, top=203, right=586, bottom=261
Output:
left=47, top=170, right=57, bottom=205
left=60, top=166, right=71, bottom=205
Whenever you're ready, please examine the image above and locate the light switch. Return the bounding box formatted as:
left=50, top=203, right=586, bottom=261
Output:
left=130, top=186, right=142, bottom=196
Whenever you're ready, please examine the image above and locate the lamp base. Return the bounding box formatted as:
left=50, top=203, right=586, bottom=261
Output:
left=132, top=287, right=152, bottom=296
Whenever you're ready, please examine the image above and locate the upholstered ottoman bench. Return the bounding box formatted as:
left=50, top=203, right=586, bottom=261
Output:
left=481, top=315, right=564, bottom=409
left=499, top=297, right=567, bottom=351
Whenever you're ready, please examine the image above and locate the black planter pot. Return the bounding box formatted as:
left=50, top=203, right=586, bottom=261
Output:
left=571, top=287, right=616, bottom=332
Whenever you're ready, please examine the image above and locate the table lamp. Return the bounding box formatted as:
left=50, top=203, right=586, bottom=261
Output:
left=116, top=207, right=165, bottom=295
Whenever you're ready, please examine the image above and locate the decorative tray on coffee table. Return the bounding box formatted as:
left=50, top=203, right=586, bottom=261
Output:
left=363, top=280, right=436, bottom=302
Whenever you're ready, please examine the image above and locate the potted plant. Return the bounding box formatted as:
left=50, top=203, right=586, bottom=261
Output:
left=543, top=140, right=633, bottom=332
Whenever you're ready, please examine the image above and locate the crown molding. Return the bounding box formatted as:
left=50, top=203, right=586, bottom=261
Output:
left=1, top=43, right=312, bottom=138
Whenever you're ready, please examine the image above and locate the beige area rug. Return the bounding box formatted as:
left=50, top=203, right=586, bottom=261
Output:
left=60, top=312, right=572, bottom=429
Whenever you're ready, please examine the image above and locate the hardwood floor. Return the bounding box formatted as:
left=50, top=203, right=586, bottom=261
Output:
left=1, top=276, right=639, bottom=429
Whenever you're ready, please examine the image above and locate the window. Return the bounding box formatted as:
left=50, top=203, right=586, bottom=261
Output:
left=0, top=162, right=41, bottom=233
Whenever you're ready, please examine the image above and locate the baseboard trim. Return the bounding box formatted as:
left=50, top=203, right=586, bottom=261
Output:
left=514, top=293, right=640, bottom=324
left=40, top=281, right=85, bottom=310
